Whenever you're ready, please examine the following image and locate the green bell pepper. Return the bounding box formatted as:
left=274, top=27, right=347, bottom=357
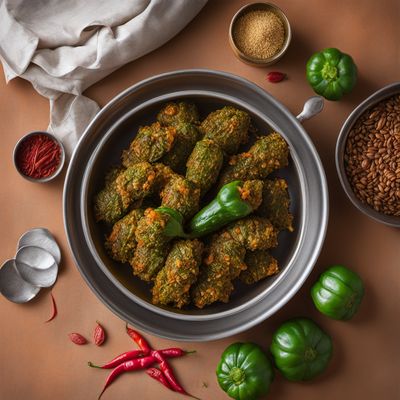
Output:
left=306, top=48, right=357, bottom=101
left=216, top=342, right=274, bottom=400
left=189, top=180, right=261, bottom=237
left=270, top=318, right=332, bottom=381
left=311, top=264, right=364, bottom=320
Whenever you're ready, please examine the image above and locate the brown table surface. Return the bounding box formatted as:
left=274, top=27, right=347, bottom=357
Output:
left=1, top=1, right=399, bottom=399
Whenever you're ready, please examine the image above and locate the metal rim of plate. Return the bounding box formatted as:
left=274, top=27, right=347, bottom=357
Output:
left=63, top=69, right=329, bottom=341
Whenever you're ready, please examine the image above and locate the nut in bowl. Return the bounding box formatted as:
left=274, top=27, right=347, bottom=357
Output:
left=336, top=82, right=400, bottom=227
left=229, top=2, right=292, bottom=66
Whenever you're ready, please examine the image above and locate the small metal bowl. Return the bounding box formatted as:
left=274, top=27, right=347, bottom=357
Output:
left=336, top=82, right=400, bottom=227
left=13, top=131, right=66, bottom=183
left=229, top=2, right=292, bottom=66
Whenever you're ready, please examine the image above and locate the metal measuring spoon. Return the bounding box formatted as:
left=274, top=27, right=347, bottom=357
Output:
left=15, top=246, right=58, bottom=288
left=17, top=228, right=61, bottom=265
left=0, top=259, right=41, bottom=303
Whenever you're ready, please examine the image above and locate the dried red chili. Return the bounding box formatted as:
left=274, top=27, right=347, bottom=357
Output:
left=16, top=134, right=61, bottom=179
left=266, top=71, right=286, bottom=83
left=94, top=321, right=106, bottom=346
left=44, top=292, right=57, bottom=323
left=68, top=333, right=88, bottom=345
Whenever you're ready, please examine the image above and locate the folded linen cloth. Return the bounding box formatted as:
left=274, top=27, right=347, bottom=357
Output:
left=0, top=0, right=207, bottom=155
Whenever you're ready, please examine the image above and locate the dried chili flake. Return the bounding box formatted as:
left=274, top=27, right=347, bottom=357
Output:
left=94, top=321, right=106, bottom=346
left=266, top=71, right=286, bottom=83
left=68, top=333, right=88, bottom=345
left=16, top=134, right=61, bottom=179
left=44, top=292, right=57, bottom=323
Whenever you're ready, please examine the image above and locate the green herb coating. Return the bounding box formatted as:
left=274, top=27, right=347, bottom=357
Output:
left=219, top=132, right=288, bottom=185
left=200, top=106, right=250, bottom=154
left=130, top=208, right=172, bottom=281
left=105, top=209, right=145, bottom=263
left=240, top=250, right=279, bottom=284
left=186, top=139, right=224, bottom=195
left=157, top=102, right=200, bottom=126
left=161, top=175, right=200, bottom=219
left=160, top=122, right=201, bottom=174
left=258, top=178, right=293, bottom=231
left=121, top=122, right=176, bottom=167
left=152, top=239, right=204, bottom=308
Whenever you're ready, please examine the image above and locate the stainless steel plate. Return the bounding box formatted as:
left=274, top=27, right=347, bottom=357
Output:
left=64, top=69, right=328, bottom=341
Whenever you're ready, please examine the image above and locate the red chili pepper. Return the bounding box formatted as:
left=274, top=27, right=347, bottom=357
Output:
left=266, top=71, right=286, bottom=83
left=88, top=348, right=195, bottom=369
left=98, top=356, right=156, bottom=399
left=44, top=292, right=57, bottom=323
left=146, top=367, right=171, bottom=390
left=152, top=351, right=198, bottom=399
left=94, top=321, right=106, bottom=346
left=88, top=349, right=144, bottom=369
left=125, top=323, right=151, bottom=354
left=68, top=333, right=87, bottom=345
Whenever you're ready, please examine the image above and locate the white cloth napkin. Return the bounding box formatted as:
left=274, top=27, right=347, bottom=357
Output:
left=0, top=0, right=207, bottom=155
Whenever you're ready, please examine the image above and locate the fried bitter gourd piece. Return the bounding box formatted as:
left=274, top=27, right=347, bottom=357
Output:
left=115, top=162, right=156, bottom=209
left=192, top=216, right=278, bottom=308
left=200, top=106, right=250, bottom=154
left=121, top=122, right=176, bottom=167
left=226, top=216, right=278, bottom=251
left=240, top=250, right=279, bottom=284
left=105, top=209, right=145, bottom=263
left=94, top=166, right=128, bottom=224
left=191, top=261, right=233, bottom=309
left=160, top=122, right=201, bottom=174
left=186, top=139, right=224, bottom=195
left=161, top=175, right=200, bottom=219
left=258, top=178, right=294, bottom=232
left=207, top=232, right=247, bottom=279
left=157, top=102, right=199, bottom=126
left=219, top=132, right=289, bottom=185
left=152, top=239, right=204, bottom=308
left=131, top=208, right=172, bottom=282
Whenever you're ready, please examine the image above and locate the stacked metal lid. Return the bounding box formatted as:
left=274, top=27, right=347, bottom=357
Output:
left=0, top=228, right=60, bottom=303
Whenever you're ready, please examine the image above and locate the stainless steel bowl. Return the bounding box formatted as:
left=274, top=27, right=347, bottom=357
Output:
left=336, top=82, right=400, bottom=227
left=64, top=69, right=328, bottom=341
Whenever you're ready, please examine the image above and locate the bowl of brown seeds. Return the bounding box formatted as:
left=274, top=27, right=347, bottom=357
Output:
left=229, top=2, right=291, bottom=66
left=336, top=82, right=400, bottom=227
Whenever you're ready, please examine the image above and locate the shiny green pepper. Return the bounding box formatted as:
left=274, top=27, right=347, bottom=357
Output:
left=155, top=207, right=189, bottom=238
left=311, top=265, right=364, bottom=320
left=189, top=181, right=258, bottom=237
left=270, top=318, right=332, bottom=381
left=216, top=342, right=274, bottom=400
left=306, top=48, right=357, bottom=101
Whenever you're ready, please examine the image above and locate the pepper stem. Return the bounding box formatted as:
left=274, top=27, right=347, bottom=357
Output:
left=321, top=63, right=338, bottom=81
left=184, top=350, right=196, bottom=355
left=229, top=367, right=245, bottom=385
left=88, top=361, right=102, bottom=369
left=304, top=347, right=317, bottom=361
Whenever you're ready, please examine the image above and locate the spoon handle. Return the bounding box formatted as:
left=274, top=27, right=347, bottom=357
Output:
left=296, top=96, right=324, bottom=122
